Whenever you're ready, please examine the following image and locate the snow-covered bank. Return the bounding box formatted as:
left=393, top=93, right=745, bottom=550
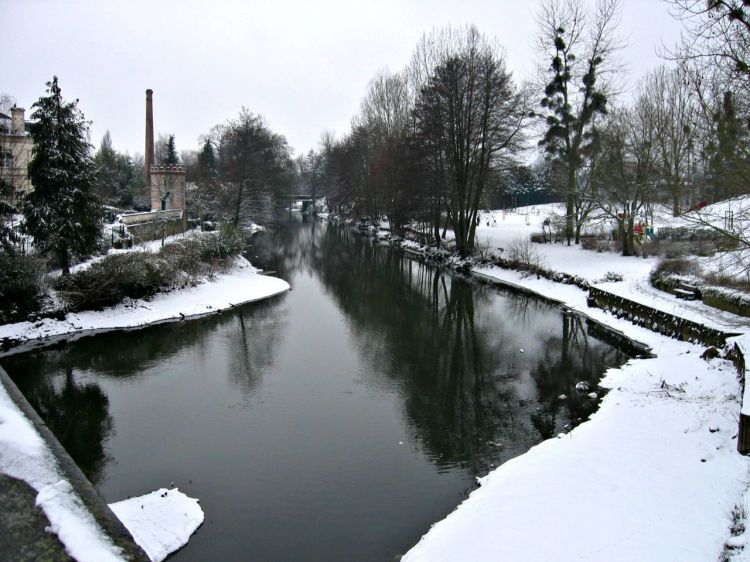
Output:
left=110, top=489, right=204, bottom=562
left=0, top=378, right=127, bottom=561
left=0, top=252, right=286, bottom=560
left=0, top=256, right=290, bottom=355
left=402, top=261, right=750, bottom=561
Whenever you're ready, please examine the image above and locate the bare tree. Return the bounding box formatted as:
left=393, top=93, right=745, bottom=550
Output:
left=666, top=0, right=750, bottom=93
left=591, top=99, right=660, bottom=256
left=413, top=25, right=530, bottom=256
left=211, top=109, right=294, bottom=226
left=640, top=65, right=696, bottom=216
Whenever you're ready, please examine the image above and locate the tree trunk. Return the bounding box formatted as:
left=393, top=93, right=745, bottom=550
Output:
left=621, top=216, right=635, bottom=257
left=566, top=163, right=575, bottom=246
left=60, top=247, right=71, bottom=276
left=672, top=194, right=680, bottom=217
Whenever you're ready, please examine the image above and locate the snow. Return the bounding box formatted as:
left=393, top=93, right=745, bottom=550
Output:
left=405, top=263, right=750, bottom=561
left=109, top=488, right=204, bottom=562
left=0, top=256, right=290, bottom=355
left=404, top=341, right=748, bottom=562
left=0, top=382, right=125, bottom=562
left=402, top=203, right=750, bottom=561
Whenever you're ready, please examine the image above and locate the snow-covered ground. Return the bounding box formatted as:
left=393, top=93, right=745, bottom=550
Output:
left=403, top=204, right=750, bottom=561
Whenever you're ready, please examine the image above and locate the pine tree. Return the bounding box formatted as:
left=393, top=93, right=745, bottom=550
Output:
left=22, top=76, right=102, bottom=275
left=197, top=138, right=216, bottom=177
left=163, top=134, right=179, bottom=165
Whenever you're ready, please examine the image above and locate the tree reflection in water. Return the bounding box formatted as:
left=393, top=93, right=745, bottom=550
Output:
left=3, top=218, right=627, bottom=488
left=12, top=366, right=112, bottom=484
left=251, top=219, right=627, bottom=476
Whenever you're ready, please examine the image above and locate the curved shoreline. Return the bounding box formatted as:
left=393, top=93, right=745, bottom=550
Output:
left=402, top=260, right=750, bottom=561
left=0, top=257, right=290, bottom=358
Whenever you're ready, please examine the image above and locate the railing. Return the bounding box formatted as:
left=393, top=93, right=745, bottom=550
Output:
left=119, top=209, right=183, bottom=225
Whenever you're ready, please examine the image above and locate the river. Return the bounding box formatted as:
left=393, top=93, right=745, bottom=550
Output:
left=2, top=217, right=628, bottom=561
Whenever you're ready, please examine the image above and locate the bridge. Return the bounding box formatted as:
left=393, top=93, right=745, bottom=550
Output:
left=279, top=193, right=319, bottom=213
left=278, top=194, right=316, bottom=202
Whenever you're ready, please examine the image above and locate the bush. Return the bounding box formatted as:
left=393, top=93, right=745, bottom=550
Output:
left=530, top=232, right=547, bottom=244
left=55, top=228, right=244, bottom=312
left=599, top=271, right=624, bottom=283
left=580, top=235, right=599, bottom=251
left=0, top=251, right=46, bottom=323
left=508, top=237, right=545, bottom=272
left=55, top=252, right=170, bottom=311
left=650, top=257, right=700, bottom=283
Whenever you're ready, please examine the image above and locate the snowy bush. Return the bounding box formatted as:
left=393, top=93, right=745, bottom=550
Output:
left=55, top=227, right=243, bottom=312
left=650, top=257, right=701, bottom=286
left=598, top=271, right=624, bottom=283
left=702, top=286, right=750, bottom=316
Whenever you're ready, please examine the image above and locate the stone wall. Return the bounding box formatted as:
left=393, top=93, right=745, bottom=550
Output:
left=126, top=216, right=186, bottom=243
left=587, top=286, right=734, bottom=347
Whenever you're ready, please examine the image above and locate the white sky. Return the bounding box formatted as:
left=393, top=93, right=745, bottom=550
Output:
left=3, top=0, right=682, bottom=158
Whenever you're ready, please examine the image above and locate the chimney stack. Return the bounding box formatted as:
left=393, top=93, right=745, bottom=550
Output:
left=11, top=107, right=25, bottom=134
left=145, top=89, right=154, bottom=187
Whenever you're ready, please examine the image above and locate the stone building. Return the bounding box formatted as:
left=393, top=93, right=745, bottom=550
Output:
left=144, top=90, right=187, bottom=230
left=0, top=107, right=33, bottom=203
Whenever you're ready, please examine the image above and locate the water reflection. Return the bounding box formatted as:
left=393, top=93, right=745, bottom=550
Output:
left=12, top=366, right=112, bottom=485
left=250, top=218, right=626, bottom=475
left=2, top=217, right=629, bottom=562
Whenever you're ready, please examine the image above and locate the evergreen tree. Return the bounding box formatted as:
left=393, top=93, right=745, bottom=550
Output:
left=93, top=130, right=118, bottom=203
left=197, top=138, right=216, bottom=178
left=163, top=134, right=179, bottom=165
left=22, top=76, right=102, bottom=275
left=194, top=139, right=218, bottom=221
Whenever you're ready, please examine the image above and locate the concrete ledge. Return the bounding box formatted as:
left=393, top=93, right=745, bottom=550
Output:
left=0, top=365, right=150, bottom=561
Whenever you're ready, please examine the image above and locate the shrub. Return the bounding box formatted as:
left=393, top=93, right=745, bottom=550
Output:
left=55, top=252, right=171, bottom=311
left=0, top=251, right=46, bottom=323
left=580, top=235, right=599, bottom=251
left=530, top=232, right=547, bottom=244
left=650, top=257, right=700, bottom=283
left=599, top=271, right=624, bottom=283
left=55, top=228, right=244, bottom=312
left=508, top=237, right=545, bottom=272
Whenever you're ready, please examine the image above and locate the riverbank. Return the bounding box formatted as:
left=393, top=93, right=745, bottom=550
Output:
left=0, top=252, right=289, bottom=560
left=402, top=246, right=750, bottom=560
left=0, top=255, right=290, bottom=356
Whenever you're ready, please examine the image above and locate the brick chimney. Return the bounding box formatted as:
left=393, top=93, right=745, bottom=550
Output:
left=11, top=107, right=25, bottom=134
left=145, top=89, right=154, bottom=188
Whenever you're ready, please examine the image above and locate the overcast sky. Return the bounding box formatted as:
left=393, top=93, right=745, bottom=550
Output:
left=3, top=0, right=683, bottom=158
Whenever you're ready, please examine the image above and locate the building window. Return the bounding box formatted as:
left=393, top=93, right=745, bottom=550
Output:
left=0, top=148, right=11, bottom=168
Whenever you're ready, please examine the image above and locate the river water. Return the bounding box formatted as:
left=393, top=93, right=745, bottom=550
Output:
left=2, top=217, right=628, bottom=561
